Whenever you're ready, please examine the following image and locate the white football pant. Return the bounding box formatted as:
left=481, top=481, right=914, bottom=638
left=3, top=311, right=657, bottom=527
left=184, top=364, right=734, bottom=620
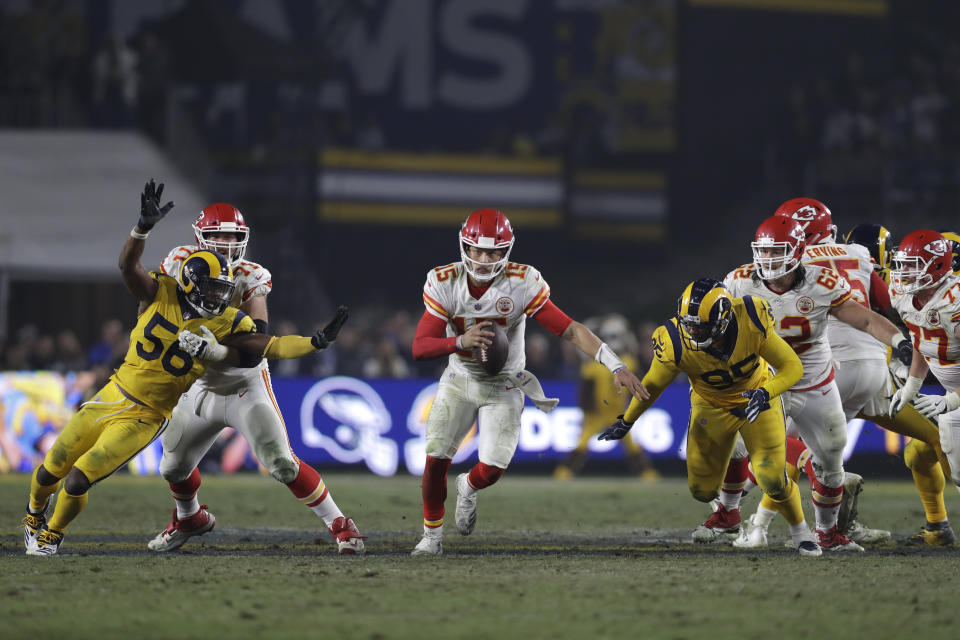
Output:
left=159, top=370, right=298, bottom=484
left=425, top=367, right=525, bottom=469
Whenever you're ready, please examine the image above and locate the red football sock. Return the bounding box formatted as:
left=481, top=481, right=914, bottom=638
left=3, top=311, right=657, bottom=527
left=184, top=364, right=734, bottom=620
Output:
left=422, top=456, right=452, bottom=528
left=719, top=457, right=748, bottom=511
left=467, top=462, right=504, bottom=490
left=170, top=468, right=202, bottom=519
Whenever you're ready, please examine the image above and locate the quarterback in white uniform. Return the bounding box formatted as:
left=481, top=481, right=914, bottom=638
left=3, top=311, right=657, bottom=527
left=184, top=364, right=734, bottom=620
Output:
left=409, top=208, right=647, bottom=555
left=147, top=203, right=365, bottom=555
left=890, top=230, right=960, bottom=493
left=723, top=214, right=912, bottom=551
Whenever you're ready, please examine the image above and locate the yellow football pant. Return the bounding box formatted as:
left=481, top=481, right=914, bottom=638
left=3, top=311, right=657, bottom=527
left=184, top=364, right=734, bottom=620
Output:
left=43, top=382, right=167, bottom=482
left=686, top=394, right=804, bottom=525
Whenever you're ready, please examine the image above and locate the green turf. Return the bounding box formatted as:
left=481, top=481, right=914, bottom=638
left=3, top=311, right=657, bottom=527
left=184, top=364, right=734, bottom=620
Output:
left=1, top=472, right=958, bottom=639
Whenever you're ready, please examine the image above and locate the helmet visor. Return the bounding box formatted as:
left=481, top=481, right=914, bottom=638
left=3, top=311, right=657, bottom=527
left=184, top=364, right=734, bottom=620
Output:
left=196, top=277, right=236, bottom=315
left=751, top=242, right=797, bottom=280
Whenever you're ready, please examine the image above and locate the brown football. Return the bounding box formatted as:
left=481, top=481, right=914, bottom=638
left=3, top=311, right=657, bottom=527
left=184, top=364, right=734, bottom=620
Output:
left=474, top=322, right=509, bottom=375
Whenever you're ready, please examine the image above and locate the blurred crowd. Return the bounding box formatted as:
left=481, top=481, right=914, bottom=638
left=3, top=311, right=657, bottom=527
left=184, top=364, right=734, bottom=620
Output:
left=780, top=12, right=960, bottom=222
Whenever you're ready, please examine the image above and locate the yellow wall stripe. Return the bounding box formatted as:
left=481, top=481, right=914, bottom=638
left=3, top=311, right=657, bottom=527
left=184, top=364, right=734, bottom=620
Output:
left=688, top=0, right=887, bottom=16
left=573, top=171, right=667, bottom=190
left=319, top=202, right=561, bottom=228
left=322, top=149, right=561, bottom=175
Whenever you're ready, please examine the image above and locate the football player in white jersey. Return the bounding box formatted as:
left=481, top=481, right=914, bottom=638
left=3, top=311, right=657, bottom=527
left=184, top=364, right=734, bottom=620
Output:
left=145, top=203, right=365, bottom=555
left=888, top=229, right=960, bottom=542
left=722, top=215, right=912, bottom=551
left=733, top=203, right=953, bottom=547
left=409, top=208, right=647, bottom=555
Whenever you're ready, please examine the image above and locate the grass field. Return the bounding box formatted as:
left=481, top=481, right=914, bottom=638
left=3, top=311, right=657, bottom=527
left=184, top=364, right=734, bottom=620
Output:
left=2, top=471, right=959, bottom=639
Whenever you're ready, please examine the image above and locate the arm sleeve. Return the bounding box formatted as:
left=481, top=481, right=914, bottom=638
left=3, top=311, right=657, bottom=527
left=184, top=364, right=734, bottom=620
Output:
left=868, top=270, right=892, bottom=312
left=757, top=332, right=804, bottom=398
left=262, top=335, right=316, bottom=359
left=532, top=300, right=573, bottom=336
left=412, top=310, right=459, bottom=360
left=622, top=357, right=679, bottom=424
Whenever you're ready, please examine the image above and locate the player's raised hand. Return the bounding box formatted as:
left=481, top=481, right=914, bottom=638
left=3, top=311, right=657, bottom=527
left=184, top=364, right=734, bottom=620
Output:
left=597, top=415, right=633, bottom=441
left=138, top=178, right=174, bottom=232
left=741, top=387, right=771, bottom=423
left=312, top=305, right=349, bottom=349
left=460, top=321, right=494, bottom=349
left=613, top=368, right=650, bottom=402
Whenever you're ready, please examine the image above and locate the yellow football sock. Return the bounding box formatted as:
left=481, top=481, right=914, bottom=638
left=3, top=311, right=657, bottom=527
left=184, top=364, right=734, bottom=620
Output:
left=29, top=466, right=61, bottom=514
left=761, top=478, right=805, bottom=526
left=47, top=490, right=89, bottom=533
left=905, top=439, right=948, bottom=523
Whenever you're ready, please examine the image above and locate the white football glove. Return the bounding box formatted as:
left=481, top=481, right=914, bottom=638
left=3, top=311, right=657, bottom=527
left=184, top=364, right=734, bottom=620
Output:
left=888, top=359, right=909, bottom=387
left=178, top=326, right=228, bottom=362
left=914, top=391, right=960, bottom=419
left=889, top=375, right=922, bottom=417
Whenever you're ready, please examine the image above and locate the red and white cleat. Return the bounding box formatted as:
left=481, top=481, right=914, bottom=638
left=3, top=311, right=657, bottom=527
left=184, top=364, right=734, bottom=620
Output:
left=817, top=525, right=864, bottom=553
left=330, top=516, right=366, bottom=555
left=692, top=505, right=741, bottom=543
left=147, top=506, right=216, bottom=552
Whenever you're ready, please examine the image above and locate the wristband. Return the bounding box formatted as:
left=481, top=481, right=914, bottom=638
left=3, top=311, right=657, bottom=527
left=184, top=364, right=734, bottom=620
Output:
left=130, top=227, right=150, bottom=240
left=595, top=342, right=626, bottom=374
left=890, top=333, right=909, bottom=349
left=456, top=335, right=464, bottom=350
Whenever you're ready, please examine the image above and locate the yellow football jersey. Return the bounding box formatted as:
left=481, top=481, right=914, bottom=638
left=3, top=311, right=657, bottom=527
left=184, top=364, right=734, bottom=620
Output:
left=624, top=295, right=802, bottom=420
left=112, top=273, right=256, bottom=416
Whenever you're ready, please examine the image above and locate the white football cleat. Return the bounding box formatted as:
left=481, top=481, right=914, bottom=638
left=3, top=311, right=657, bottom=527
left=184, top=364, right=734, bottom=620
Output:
left=147, top=506, right=216, bottom=552
left=732, top=513, right=769, bottom=549
left=330, top=516, right=366, bottom=555
left=411, top=530, right=443, bottom=556
left=791, top=526, right=822, bottom=557
left=691, top=505, right=740, bottom=543
left=455, top=473, right=478, bottom=536
left=845, top=520, right=891, bottom=544
left=26, top=525, right=63, bottom=557
left=21, top=504, right=47, bottom=552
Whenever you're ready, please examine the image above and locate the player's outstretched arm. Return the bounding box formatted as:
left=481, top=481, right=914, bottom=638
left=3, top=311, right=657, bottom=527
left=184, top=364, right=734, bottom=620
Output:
left=179, top=306, right=350, bottom=365
left=562, top=320, right=649, bottom=401
left=830, top=299, right=912, bottom=365
left=599, top=358, right=676, bottom=440
left=756, top=331, right=803, bottom=398
left=119, top=179, right=174, bottom=302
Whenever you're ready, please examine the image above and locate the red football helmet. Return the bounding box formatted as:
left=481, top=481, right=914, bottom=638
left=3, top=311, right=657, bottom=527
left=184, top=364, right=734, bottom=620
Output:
left=890, top=229, right=952, bottom=294
left=751, top=215, right=807, bottom=280
left=193, top=203, right=250, bottom=268
left=459, top=208, right=515, bottom=282
left=773, top=197, right=836, bottom=245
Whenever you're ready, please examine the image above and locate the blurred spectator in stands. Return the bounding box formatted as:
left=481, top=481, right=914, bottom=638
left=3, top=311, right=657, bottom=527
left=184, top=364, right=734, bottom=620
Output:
left=51, top=330, right=86, bottom=373
left=87, top=318, right=126, bottom=368
left=135, top=32, right=172, bottom=145
left=324, top=323, right=367, bottom=378
left=91, top=36, right=138, bottom=128
left=635, top=320, right=658, bottom=371
left=31, top=334, right=56, bottom=370
left=363, top=338, right=411, bottom=379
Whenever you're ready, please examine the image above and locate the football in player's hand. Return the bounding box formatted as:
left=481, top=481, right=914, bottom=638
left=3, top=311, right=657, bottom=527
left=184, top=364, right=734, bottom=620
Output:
left=475, top=322, right=509, bottom=375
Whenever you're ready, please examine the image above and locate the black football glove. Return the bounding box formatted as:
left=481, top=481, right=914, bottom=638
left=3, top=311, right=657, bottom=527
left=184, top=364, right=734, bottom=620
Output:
left=892, top=335, right=913, bottom=367
left=138, top=178, right=174, bottom=232
left=312, top=305, right=349, bottom=350
left=597, top=415, right=633, bottom=441
left=741, top=387, right=771, bottom=423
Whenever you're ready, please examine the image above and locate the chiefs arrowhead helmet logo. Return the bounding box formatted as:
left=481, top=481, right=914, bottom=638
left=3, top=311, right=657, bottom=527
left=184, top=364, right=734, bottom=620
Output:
left=924, top=239, right=949, bottom=257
